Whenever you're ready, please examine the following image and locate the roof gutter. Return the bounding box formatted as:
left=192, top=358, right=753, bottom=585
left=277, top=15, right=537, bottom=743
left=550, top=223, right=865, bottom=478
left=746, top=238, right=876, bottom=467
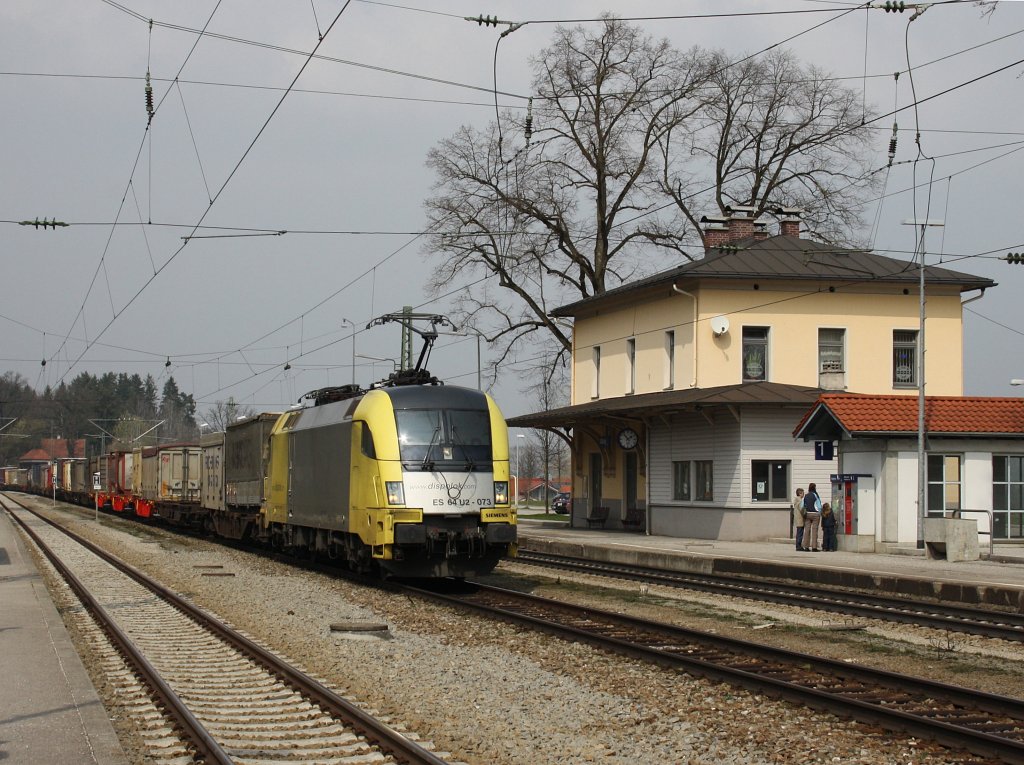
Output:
left=671, top=284, right=698, bottom=388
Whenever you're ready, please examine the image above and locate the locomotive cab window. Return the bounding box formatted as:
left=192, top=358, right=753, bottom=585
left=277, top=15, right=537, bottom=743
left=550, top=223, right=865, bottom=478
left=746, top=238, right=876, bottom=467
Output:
left=395, top=408, right=492, bottom=469
left=358, top=421, right=376, bottom=458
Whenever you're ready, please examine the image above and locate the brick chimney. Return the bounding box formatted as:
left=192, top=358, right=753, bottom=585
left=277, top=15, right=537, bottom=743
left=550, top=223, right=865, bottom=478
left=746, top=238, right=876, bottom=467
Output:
left=700, top=215, right=730, bottom=249
left=724, top=205, right=757, bottom=240
left=702, top=207, right=770, bottom=251
left=774, top=207, right=803, bottom=238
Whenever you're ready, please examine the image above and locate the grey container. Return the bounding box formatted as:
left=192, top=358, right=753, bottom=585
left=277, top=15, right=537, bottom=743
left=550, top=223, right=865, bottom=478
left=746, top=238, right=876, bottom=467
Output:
left=224, top=413, right=280, bottom=510
left=200, top=431, right=225, bottom=513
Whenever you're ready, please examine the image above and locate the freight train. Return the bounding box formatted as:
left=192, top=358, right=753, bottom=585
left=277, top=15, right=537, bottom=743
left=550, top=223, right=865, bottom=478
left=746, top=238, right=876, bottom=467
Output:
left=3, top=379, right=517, bottom=578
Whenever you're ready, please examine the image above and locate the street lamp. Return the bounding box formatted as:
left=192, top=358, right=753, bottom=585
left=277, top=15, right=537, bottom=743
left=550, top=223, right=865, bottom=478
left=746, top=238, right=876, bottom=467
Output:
left=515, top=433, right=525, bottom=509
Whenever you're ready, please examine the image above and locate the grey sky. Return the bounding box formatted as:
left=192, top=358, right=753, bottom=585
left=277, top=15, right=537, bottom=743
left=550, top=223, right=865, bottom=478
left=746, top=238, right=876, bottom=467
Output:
left=2, top=0, right=1022, bottom=423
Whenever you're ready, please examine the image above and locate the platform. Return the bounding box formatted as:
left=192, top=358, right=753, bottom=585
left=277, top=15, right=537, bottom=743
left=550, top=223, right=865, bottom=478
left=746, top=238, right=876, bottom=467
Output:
left=516, top=518, right=1024, bottom=611
left=0, top=509, right=128, bottom=764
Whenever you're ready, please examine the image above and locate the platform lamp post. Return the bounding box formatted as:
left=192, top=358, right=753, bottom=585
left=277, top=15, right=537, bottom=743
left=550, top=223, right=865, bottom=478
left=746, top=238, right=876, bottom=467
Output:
left=902, top=217, right=944, bottom=550
left=515, top=434, right=525, bottom=509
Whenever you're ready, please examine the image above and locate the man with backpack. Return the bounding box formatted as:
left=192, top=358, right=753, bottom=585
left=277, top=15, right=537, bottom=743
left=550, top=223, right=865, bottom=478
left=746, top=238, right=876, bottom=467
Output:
left=801, top=482, right=823, bottom=551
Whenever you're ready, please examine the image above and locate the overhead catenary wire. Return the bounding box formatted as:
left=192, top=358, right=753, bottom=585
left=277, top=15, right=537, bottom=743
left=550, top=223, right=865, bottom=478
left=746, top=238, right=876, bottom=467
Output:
left=54, top=2, right=357, bottom=388
left=50, top=0, right=227, bottom=372
left=6, top=0, right=1015, bottom=409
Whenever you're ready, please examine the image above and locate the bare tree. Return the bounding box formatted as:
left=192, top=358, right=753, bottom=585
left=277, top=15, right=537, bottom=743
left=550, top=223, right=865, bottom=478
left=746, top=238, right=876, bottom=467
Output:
left=523, top=369, right=569, bottom=512
left=424, top=17, right=877, bottom=373
left=656, top=48, right=876, bottom=245
left=426, top=17, right=708, bottom=373
left=202, top=397, right=256, bottom=433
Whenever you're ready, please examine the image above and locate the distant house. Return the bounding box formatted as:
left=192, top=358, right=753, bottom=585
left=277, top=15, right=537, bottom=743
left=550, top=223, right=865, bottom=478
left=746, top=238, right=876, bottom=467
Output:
left=19, top=439, right=87, bottom=488
left=508, top=207, right=1001, bottom=542
left=518, top=478, right=571, bottom=502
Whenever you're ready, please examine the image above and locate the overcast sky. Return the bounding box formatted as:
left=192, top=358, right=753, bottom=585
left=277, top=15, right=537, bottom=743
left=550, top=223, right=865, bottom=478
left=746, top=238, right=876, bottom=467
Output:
left=2, top=0, right=1022, bottom=423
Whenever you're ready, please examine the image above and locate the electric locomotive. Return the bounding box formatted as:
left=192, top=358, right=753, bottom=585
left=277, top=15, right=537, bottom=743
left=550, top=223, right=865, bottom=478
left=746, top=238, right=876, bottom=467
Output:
left=259, top=381, right=516, bottom=577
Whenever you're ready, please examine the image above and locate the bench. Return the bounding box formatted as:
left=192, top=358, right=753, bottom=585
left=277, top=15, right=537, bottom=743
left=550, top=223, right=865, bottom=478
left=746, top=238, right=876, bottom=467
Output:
left=585, top=506, right=609, bottom=528
left=622, top=507, right=645, bottom=531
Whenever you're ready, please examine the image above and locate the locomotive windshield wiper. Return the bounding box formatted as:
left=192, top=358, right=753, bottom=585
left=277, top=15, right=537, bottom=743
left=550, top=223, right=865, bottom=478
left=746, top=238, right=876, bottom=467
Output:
left=421, top=424, right=441, bottom=471
left=450, top=424, right=475, bottom=472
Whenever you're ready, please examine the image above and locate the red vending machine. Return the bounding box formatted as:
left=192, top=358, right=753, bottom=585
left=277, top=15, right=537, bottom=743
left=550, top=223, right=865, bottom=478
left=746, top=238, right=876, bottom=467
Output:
left=830, top=474, right=876, bottom=551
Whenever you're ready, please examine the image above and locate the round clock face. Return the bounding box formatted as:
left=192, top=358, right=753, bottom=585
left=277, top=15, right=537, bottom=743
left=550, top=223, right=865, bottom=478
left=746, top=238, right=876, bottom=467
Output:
left=617, top=427, right=639, bottom=450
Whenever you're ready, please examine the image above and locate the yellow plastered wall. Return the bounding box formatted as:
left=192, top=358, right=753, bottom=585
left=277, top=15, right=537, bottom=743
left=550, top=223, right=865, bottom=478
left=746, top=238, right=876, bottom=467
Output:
left=572, top=282, right=965, bottom=400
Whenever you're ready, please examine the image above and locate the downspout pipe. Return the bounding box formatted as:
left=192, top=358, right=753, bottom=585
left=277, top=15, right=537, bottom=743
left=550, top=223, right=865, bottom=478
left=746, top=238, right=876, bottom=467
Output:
left=959, top=288, right=986, bottom=393
left=672, top=285, right=698, bottom=388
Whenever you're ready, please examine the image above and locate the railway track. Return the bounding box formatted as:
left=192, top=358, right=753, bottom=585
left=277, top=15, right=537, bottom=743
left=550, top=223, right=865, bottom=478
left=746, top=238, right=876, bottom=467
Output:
left=406, top=579, right=1024, bottom=764
left=514, top=549, right=1024, bottom=642
left=2, top=495, right=451, bottom=765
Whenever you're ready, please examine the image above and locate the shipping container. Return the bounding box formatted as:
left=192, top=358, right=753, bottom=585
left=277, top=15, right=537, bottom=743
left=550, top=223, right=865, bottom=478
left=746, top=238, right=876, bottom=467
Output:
left=70, top=460, right=88, bottom=494
left=200, top=431, right=225, bottom=513
left=142, top=444, right=201, bottom=502
left=224, top=413, right=280, bottom=509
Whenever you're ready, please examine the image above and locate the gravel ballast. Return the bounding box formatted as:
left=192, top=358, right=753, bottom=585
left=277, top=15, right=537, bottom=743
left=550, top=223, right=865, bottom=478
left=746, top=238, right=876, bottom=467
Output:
left=22, top=498, right=1015, bottom=765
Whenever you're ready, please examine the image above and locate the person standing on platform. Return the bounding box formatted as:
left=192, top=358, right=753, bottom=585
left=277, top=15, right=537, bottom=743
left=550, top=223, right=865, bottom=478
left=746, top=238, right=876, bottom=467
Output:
left=792, top=487, right=806, bottom=551
left=821, top=502, right=837, bottom=551
left=801, top=482, right=822, bottom=551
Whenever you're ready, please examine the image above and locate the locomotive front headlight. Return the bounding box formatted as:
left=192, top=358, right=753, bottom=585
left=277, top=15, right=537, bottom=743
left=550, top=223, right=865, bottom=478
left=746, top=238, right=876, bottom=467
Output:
left=385, top=481, right=405, bottom=506
left=493, top=481, right=508, bottom=505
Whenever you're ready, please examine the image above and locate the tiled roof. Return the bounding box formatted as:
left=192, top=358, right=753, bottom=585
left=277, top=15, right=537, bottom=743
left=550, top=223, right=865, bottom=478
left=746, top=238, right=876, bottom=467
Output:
left=552, top=234, right=996, bottom=317
left=794, top=394, right=1024, bottom=439
left=40, top=438, right=86, bottom=459
left=19, top=448, right=53, bottom=462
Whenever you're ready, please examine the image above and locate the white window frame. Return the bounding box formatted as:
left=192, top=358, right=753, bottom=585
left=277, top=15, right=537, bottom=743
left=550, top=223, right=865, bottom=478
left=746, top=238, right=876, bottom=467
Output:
left=695, top=460, right=714, bottom=501
left=672, top=460, right=690, bottom=500
left=818, top=328, right=845, bottom=374
left=751, top=460, right=790, bottom=502
left=926, top=453, right=961, bottom=517
left=893, top=330, right=918, bottom=388
left=591, top=346, right=601, bottom=399
left=993, top=455, right=1024, bottom=539
left=742, top=327, right=769, bottom=382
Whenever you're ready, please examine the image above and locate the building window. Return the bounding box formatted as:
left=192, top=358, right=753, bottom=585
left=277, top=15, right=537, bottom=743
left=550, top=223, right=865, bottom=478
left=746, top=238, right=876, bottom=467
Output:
left=819, top=328, right=845, bottom=373
left=664, top=331, right=675, bottom=389
left=672, top=460, right=690, bottom=500
left=742, top=327, right=768, bottom=382
left=926, top=454, right=961, bottom=517
left=626, top=338, right=636, bottom=394
left=893, top=330, right=918, bottom=387
left=591, top=346, right=601, bottom=399
left=751, top=460, right=789, bottom=502
left=994, top=455, right=1024, bottom=539
left=695, top=460, right=714, bottom=501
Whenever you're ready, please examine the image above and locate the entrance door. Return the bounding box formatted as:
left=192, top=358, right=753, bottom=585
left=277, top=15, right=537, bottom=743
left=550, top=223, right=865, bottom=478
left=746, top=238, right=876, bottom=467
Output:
left=625, top=452, right=638, bottom=510
left=589, top=453, right=602, bottom=510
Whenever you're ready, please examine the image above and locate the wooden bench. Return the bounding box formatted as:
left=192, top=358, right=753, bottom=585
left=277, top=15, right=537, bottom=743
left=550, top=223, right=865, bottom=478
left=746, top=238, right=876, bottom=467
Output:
left=585, top=506, right=609, bottom=528
left=622, top=507, right=645, bottom=531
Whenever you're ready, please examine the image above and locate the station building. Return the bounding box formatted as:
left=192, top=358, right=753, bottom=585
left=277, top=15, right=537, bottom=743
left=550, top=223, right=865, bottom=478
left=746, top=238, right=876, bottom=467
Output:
left=507, top=207, right=1024, bottom=547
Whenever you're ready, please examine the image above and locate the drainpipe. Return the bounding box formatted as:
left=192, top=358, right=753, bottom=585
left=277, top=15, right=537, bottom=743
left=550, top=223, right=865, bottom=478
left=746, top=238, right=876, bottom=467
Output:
left=959, top=288, right=986, bottom=393
left=672, top=285, right=698, bottom=388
